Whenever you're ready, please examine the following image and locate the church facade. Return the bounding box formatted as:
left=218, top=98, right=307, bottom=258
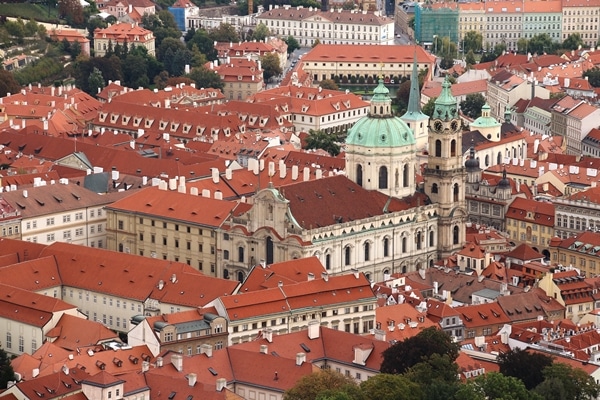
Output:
left=221, top=76, right=467, bottom=282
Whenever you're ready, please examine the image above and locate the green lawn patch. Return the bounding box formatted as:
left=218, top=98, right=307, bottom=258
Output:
left=0, top=4, right=60, bottom=23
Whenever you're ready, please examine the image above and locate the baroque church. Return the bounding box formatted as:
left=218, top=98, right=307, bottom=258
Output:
left=224, top=66, right=468, bottom=283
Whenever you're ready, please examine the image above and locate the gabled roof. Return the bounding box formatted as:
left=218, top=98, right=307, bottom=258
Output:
left=457, top=303, right=511, bottom=328
left=0, top=283, right=75, bottom=327
left=496, top=288, right=561, bottom=322
left=46, top=314, right=119, bottom=351
left=376, top=303, right=437, bottom=342
left=506, top=197, right=554, bottom=227
left=106, top=186, right=241, bottom=228
left=239, top=256, right=326, bottom=292
left=504, top=243, right=544, bottom=262
left=11, top=368, right=89, bottom=399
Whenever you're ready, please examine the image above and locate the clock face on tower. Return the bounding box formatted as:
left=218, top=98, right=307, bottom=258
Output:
left=433, top=120, right=443, bottom=132
left=450, top=120, right=459, bottom=132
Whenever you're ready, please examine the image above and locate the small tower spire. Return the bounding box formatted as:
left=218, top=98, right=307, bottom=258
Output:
left=405, top=47, right=422, bottom=116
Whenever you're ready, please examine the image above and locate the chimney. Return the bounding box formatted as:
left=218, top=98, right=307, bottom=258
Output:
left=156, top=357, right=163, bottom=367
left=374, top=329, right=386, bottom=341
left=308, top=320, right=320, bottom=339
left=321, top=272, right=328, bottom=281
left=264, top=328, right=273, bottom=342
left=316, top=169, right=322, bottom=179
left=187, top=373, right=197, bottom=387
left=351, top=268, right=360, bottom=279
left=171, top=354, right=183, bottom=372
left=216, top=378, right=227, bottom=392
left=23, top=190, right=28, bottom=198
left=200, top=344, right=213, bottom=358
left=212, top=168, right=219, bottom=184
left=268, top=161, right=275, bottom=176
left=225, top=169, right=232, bottom=180
left=260, top=344, right=268, bottom=354
left=296, top=352, right=306, bottom=366
left=303, top=167, right=310, bottom=181
left=259, top=159, right=265, bottom=171
left=292, top=165, right=299, bottom=180
left=141, top=361, right=149, bottom=373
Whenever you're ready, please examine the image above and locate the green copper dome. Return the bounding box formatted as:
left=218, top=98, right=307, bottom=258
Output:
left=471, top=103, right=500, bottom=129
left=346, top=80, right=415, bottom=148
left=432, top=76, right=458, bottom=121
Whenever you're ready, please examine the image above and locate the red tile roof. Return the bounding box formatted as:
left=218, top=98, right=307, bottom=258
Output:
left=506, top=197, right=555, bottom=227
left=239, top=256, right=326, bottom=292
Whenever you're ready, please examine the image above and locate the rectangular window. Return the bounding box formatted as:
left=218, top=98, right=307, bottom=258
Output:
left=118, top=220, right=124, bottom=230
left=63, top=215, right=71, bottom=223
left=46, top=233, right=55, bottom=242
left=46, top=217, right=54, bottom=226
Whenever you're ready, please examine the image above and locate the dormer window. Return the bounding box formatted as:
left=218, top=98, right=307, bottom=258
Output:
left=133, top=117, right=142, bottom=127
left=98, top=112, right=108, bottom=122
left=238, top=76, right=243, bottom=80
left=196, top=126, right=206, bottom=136
left=121, top=115, right=130, bottom=125
left=182, top=124, right=191, bottom=134
left=159, top=120, right=168, bottom=130
left=145, top=118, right=154, bottom=128
left=110, top=114, right=119, bottom=123
left=170, top=122, right=179, bottom=132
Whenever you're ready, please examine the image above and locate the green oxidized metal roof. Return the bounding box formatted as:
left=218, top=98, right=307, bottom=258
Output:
left=432, top=76, right=458, bottom=121
left=471, top=103, right=500, bottom=129
left=346, top=80, right=415, bottom=148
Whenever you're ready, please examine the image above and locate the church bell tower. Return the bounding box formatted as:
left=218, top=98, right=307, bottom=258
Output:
left=423, top=76, right=467, bottom=258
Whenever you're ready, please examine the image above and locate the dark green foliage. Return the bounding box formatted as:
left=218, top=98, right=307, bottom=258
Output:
left=536, top=362, right=600, bottom=400
left=187, top=66, right=224, bottom=90
left=186, top=28, right=217, bottom=60
left=261, top=52, right=282, bottom=81
left=563, top=33, right=584, bottom=51
left=0, top=348, right=14, bottom=389
left=283, top=369, right=358, bottom=400
left=304, top=129, right=341, bottom=156
left=380, top=327, right=459, bottom=375
left=422, top=97, right=436, bottom=117
left=284, top=36, right=300, bottom=54
left=462, top=31, right=482, bottom=54
left=208, top=23, right=240, bottom=43
left=583, top=66, right=600, bottom=87
left=498, top=349, right=553, bottom=390
left=0, top=70, right=21, bottom=97
left=455, top=372, right=534, bottom=400
left=465, top=50, right=476, bottom=67
left=459, top=93, right=486, bottom=119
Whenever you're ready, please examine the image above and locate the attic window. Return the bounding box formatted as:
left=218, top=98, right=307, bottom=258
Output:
left=53, top=195, right=63, bottom=203
left=96, top=361, right=106, bottom=370
left=170, top=122, right=180, bottom=132
left=168, top=392, right=176, bottom=400
left=110, top=114, right=119, bottom=123
left=159, top=121, right=168, bottom=130
left=208, top=367, right=218, bottom=376
left=300, top=343, right=311, bottom=353
left=133, top=117, right=142, bottom=127
left=71, top=193, right=81, bottom=200
left=145, top=119, right=154, bottom=128
left=121, top=115, right=131, bottom=125
left=238, top=76, right=243, bottom=80
left=35, top=199, right=45, bottom=206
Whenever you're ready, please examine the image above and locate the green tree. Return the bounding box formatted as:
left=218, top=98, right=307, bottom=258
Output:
left=261, top=52, right=282, bottom=81
left=283, top=369, right=358, bottom=400
left=498, top=349, right=554, bottom=390
left=312, top=38, right=321, bottom=47
left=187, top=29, right=217, bottom=60
left=251, top=23, right=270, bottom=41
left=209, top=23, right=240, bottom=43
left=563, top=33, right=584, bottom=51
left=122, top=54, right=149, bottom=88
left=455, top=372, right=535, bottom=400
left=319, top=79, right=338, bottom=90
left=58, top=0, right=84, bottom=26
left=142, top=11, right=181, bottom=47
left=380, top=327, right=459, bottom=375
left=583, top=66, right=600, bottom=87
left=528, top=33, right=555, bottom=55
left=0, top=348, right=14, bottom=389
left=359, top=374, right=421, bottom=400
left=517, top=38, right=529, bottom=54
left=284, top=36, right=300, bottom=54
left=404, top=354, right=461, bottom=400
left=536, top=362, right=600, bottom=400
left=0, top=70, right=21, bottom=98
left=304, top=129, right=341, bottom=156
left=459, top=93, right=486, bottom=119
left=395, top=79, right=411, bottom=112
left=422, top=97, right=436, bottom=117
left=187, top=66, right=224, bottom=90
left=462, top=30, right=483, bottom=54
left=88, top=67, right=105, bottom=96
left=465, top=50, right=476, bottom=67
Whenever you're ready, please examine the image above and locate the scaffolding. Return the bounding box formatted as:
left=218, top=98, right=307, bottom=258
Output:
left=415, top=4, right=459, bottom=45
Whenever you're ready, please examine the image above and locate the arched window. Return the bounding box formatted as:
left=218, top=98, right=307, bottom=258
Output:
left=356, top=164, right=363, bottom=187
left=223, top=269, right=230, bottom=279
left=485, top=154, right=490, bottom=167
left=450, top=139, right=457, bottom=156
left=416, top=231, right=422, bottom=250
left=383, top=237, right=390, bottom=257
left=118, top=243, right=124, bottom=252
left=453, top=225, right=460, bottom=245
left=402, top=265, right=407, bottom=273
left=431, top=183, right=438, bottom=194
left=454, top=183, right=459, bottom=202
left=344, top=245, right=351, bottom=266
left=237, top=271, right=244, bottom=282
left=403, top=164, right=409, bottom=187
left=435, top=139, right=442, bottom=157
left=429, top=230, right=435, bottom=247
left=325, top=253, right=331, bottom=270
left=238, top=246, right=244, bottom=262
left=379, top=166, right=388, bottom=189
left=364, top=241, right=370, bottom=261
left=497, top=152, right=502, bottom=164
left=402, top=237, right=407, bottom=253
left=266, top=236, right=274, bottom=264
